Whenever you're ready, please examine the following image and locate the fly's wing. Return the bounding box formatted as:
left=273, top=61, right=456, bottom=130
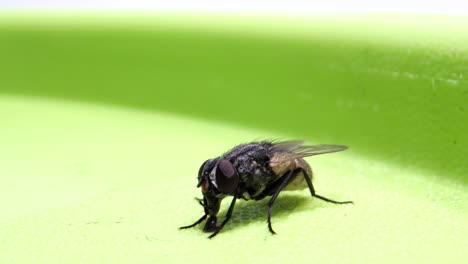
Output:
left=269, top=141, right=348, bottom=170
left=268, top=141, right=347, bottom=191
left=270, top=141, right=347, bottom=158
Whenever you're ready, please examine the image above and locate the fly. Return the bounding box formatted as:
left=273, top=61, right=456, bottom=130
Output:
left=179, top=140, right=353, bottom=238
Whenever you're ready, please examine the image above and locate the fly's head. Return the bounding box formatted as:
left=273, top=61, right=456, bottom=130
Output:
left=197, top=158, right=239, bottom=232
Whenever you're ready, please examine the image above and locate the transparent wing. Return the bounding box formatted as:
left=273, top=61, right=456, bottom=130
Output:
left=270, top=141, right=347, bottom=158
left=291, top=144, right=348, bottom=157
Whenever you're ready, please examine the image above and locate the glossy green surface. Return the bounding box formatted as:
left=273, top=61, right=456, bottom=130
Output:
left=1, top=95, right=466, bottom=263
left=0, top=13, right=466, bottom=263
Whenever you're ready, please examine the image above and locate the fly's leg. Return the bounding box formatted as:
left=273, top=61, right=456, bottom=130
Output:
left=303, top=169, right=353, bottom=204
left=208, top=196, right=237, bottom=239
left=180, top=197, right=210, bottom=230
left=179, top=215, right=208, bottom=229
left=266, top=168, right=302, bottom=234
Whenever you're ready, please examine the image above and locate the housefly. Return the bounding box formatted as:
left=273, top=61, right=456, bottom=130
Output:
left=179, top=140, right=353, bottom=238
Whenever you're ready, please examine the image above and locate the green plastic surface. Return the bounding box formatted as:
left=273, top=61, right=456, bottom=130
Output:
left=0, top=13, right=467, bottom=263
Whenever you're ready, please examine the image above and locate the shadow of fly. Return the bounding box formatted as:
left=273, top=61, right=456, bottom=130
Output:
left=179, top=140, right=353, bottom=238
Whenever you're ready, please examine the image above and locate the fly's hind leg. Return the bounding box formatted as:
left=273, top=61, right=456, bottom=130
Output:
left=302, top=169, right=353, bottom=205
left=266, top=168, right=302, bottom=234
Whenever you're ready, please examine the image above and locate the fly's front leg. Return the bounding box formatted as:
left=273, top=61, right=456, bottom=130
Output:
left=179, top=197, right=209, bottom=230
left=179, top=215, right=207, bottom=229
left=208, top=196, right=237, bottom=239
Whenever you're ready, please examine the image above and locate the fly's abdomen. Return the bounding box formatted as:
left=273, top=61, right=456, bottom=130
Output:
left=283, top=158, right=312, bottom=191
left=269, top=153, right=312, bottom=191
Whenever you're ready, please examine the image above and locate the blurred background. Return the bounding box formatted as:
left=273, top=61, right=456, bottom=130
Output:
left=2, top=0, right=468, bottom=13
left=1, top=1, right=466, bottom=181
left=0, top=1, right=467, bottom=263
